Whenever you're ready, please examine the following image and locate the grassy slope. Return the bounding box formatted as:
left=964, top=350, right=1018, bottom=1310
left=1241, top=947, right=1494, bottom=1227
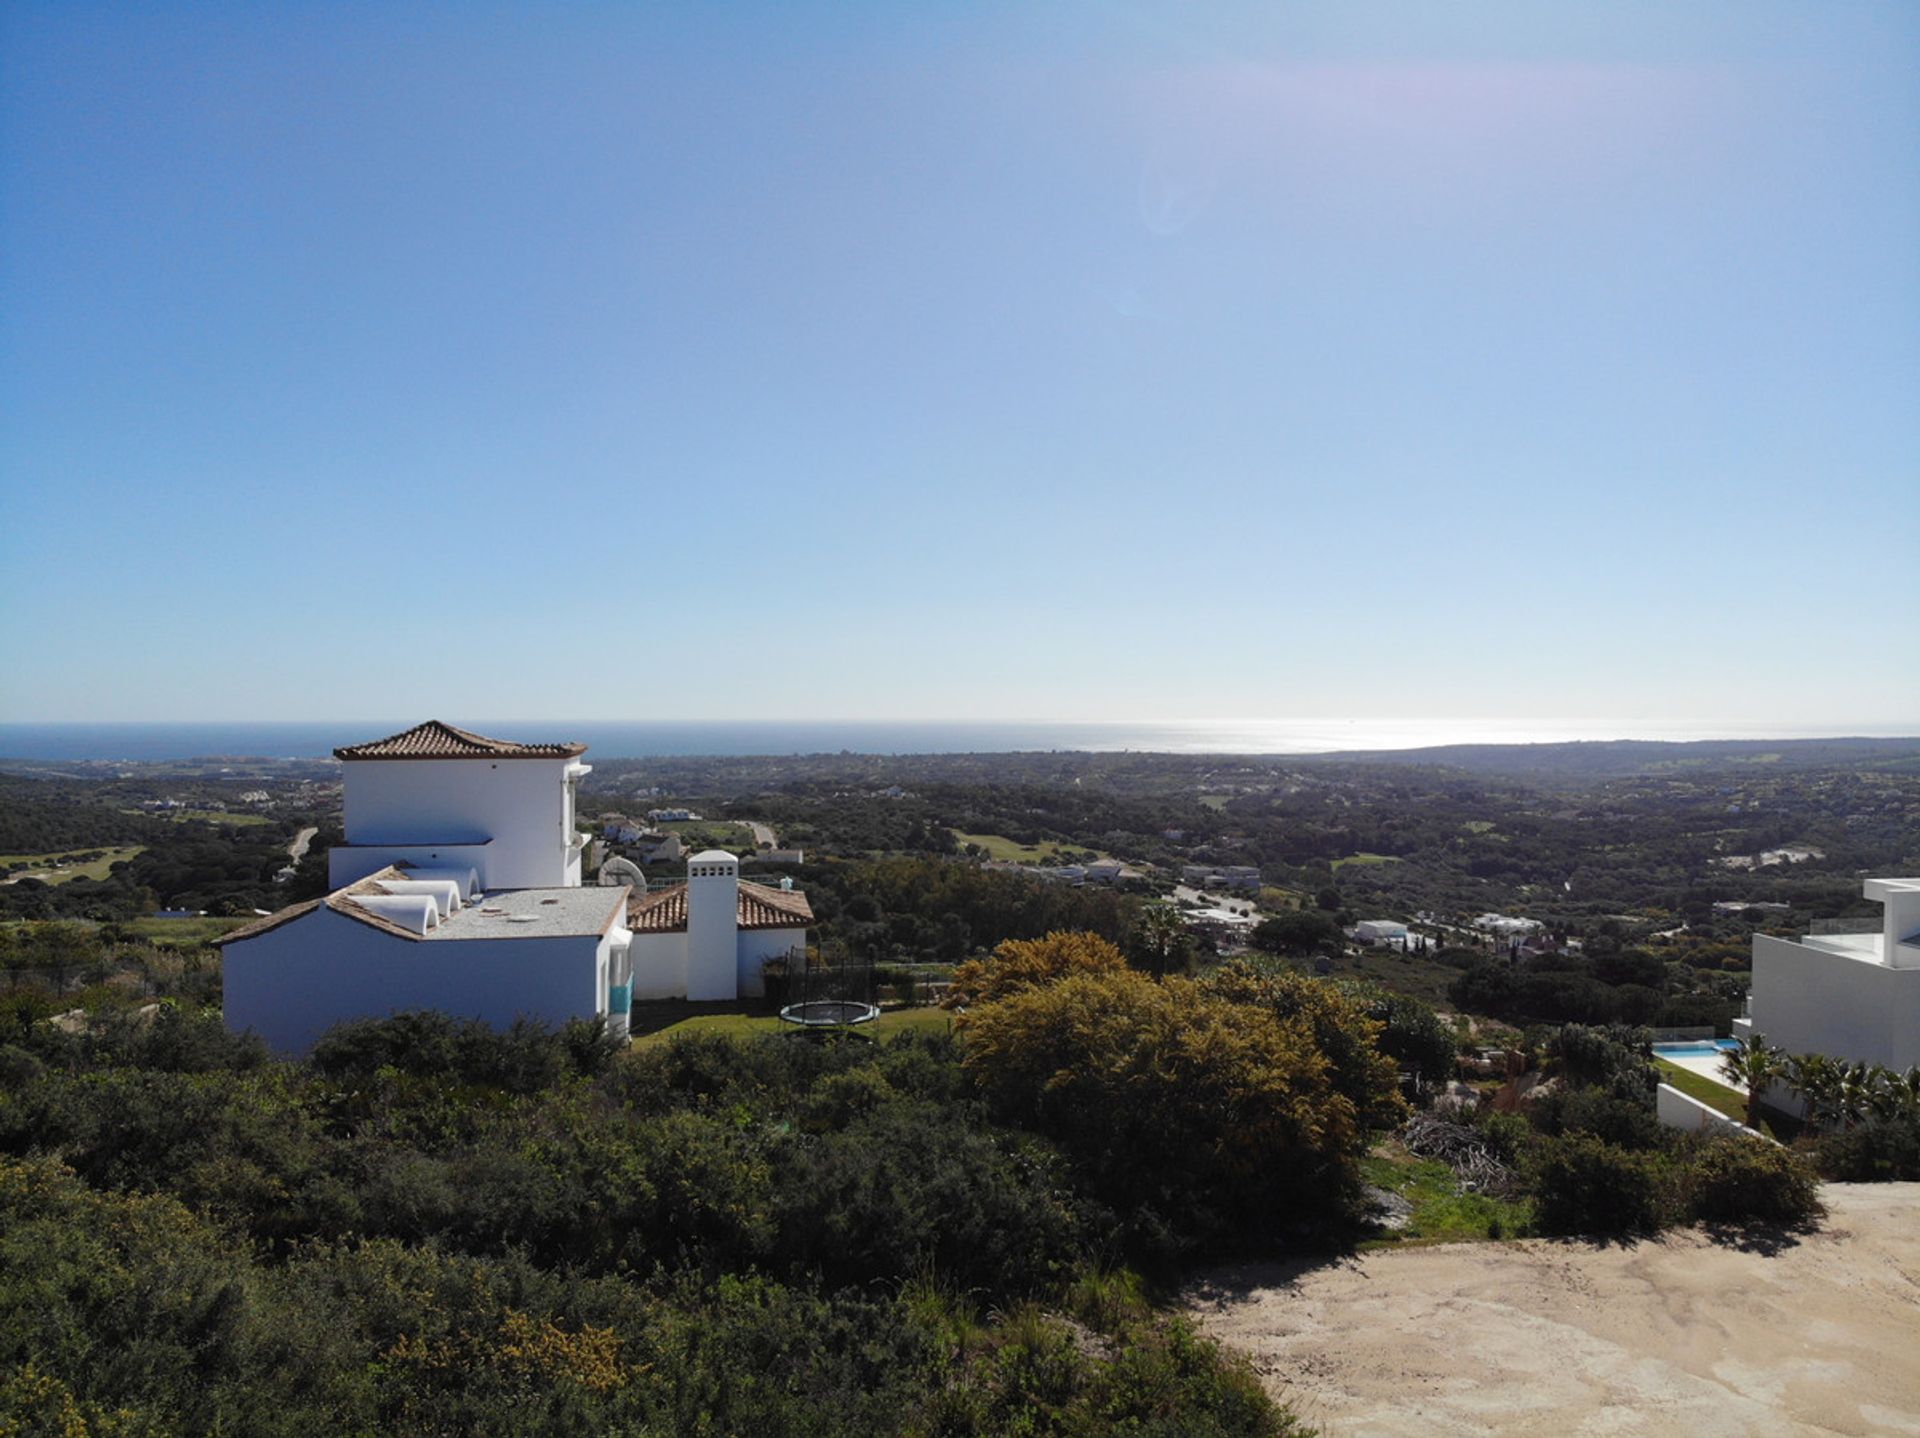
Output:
left=1653, top=1057, right=1748, bottom=1122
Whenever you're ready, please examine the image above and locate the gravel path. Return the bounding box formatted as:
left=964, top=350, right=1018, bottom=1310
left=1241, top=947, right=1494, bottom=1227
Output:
left=1184, top=1183, right=1920, bottom=1437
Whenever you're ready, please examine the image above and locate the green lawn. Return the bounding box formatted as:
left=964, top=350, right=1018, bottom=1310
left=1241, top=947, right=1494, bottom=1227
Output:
left=1332, top=852, right=1402, bottom=870
left=630, top=1005, right=954, bottom=1048
left=1197, top=795, right=1229, bottom=812
left=1653, top=1057, right=1748, bottom=1122
left=1359, top=1148, right=1533, bottom=1246
left=949, top=830, right=1107, bottom=864
left=0, top=846, right=146, bottom=883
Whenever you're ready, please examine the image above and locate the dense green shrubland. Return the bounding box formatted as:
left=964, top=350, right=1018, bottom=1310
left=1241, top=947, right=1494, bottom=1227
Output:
left=0, top=994, right=1311, bottom=1435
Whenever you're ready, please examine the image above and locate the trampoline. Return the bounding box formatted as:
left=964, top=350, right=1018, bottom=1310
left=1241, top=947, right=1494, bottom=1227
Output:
left=775, top=955, right=879, bottom=1034
left=778, top=999, right=880, bottom=1027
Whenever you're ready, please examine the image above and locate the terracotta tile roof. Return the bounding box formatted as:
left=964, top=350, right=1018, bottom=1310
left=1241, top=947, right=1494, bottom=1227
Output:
left=334, top=720, right=587, bottom=761
left=627, top=879, right=814, bottom=934
left=739, top=879, right=814, bottom=929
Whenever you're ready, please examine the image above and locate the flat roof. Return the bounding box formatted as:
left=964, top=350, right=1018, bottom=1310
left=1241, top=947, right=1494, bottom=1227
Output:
left=427, top=885, right=628, bottom=941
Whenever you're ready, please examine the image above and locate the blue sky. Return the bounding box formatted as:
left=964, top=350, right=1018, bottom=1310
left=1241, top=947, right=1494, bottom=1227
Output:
left=2, top=2, right=1915, bottom=726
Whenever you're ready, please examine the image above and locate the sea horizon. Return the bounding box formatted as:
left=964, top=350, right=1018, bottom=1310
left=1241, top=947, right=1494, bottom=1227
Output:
left=1, top=718, right=1916, bottom=764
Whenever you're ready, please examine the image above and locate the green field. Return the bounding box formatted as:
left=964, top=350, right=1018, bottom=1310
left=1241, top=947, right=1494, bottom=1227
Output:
left=949, top=830, right=1107, bottom=864
left=630, top=1005, right=954, bottom=1047
left=0, top=846, right=146, bottom=884
left=1198, top=794, right=1230, bottom=811
left=1332, top=852, right=1402, bottom=870
left=661, top=820, right=757, bottom=852
left=120, top=807, right=275, bottom=827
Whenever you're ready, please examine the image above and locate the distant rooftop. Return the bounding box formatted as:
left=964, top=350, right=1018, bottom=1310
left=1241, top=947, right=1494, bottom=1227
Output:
left=334, top=719, right=587, bottom=762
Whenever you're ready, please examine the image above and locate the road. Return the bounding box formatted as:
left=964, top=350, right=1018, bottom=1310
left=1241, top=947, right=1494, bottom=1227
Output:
left=287, top=826, right=318, bottom=862
left=742, top=820, right=776, bottom=849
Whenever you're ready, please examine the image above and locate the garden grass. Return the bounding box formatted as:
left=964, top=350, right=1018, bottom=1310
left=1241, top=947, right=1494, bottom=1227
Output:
left=630, top=1004, right=953, bottom=1048
left=1653, top=1058, right=1748, bottom=1123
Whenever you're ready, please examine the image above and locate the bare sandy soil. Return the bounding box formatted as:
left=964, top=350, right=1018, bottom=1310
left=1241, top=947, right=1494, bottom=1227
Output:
left=1185, top=1183, right=1920, bottom=1438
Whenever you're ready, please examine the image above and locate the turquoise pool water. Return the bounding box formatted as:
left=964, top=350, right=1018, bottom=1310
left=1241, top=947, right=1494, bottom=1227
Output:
left=1653, top=1040, right=1742, bottom=1058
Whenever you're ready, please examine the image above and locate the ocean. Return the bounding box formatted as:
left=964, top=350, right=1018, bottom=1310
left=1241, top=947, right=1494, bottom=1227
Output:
left=0, top=719, right=1912, bottom=763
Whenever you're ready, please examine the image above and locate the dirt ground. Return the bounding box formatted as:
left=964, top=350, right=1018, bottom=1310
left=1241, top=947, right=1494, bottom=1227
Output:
left=1184, top=1183, right=1920, bottom=1438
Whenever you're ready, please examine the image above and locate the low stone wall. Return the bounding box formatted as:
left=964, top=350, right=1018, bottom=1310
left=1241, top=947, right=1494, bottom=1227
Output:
left=1656, top=1083, right=1769, bottom=1141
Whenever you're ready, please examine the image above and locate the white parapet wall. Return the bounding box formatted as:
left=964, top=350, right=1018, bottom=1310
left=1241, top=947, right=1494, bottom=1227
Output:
left=1656, top=1083, right=1769, bottom=1142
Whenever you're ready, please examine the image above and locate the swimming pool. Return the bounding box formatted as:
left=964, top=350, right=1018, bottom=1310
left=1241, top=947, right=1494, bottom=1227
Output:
left=1653, top=1040, right=1742, bottom=1058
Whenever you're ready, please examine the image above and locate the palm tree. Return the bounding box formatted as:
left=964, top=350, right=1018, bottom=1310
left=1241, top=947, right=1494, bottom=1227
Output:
left=1719, top=1034, right=1784, bottom=1131
left=1784, top=1051, right=1841, bottom=1133
left=1836, top=1061, right=1878, bottom=1129
left=1893, top=1066, right=1920, bottom=1119
left=1862, top=1064, right=1903, bottom=1122
left=1132, top=903, right=1193, bottom=977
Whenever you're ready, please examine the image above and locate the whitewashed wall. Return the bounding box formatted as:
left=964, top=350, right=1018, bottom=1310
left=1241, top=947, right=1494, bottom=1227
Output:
left=223, top=905, right=611, bottom=1054
left=628, top=931, right=688, bottom=1001
left=737, top=927, right=806, bottom=998
left=340, top=757, right=575, bottom=889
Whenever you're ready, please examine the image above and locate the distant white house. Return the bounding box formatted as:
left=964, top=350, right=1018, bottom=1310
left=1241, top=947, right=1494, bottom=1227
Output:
left=221, top=723, right=813, bottom=1051
left=1472, top=913, right=1544, bottom=940
left=647, top=808, right=701, bottom=824
left=1353, top=919, right=1410, bottom=947
left=1735, top=877, right=1920, bottom=1074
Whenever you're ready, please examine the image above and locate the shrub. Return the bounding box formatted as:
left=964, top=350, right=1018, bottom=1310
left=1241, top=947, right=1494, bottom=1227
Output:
left=962, top=968, right=1367, bottom=1250
left=774, top=1101, right=1084, bottom=1296
left=311, top=1012, right=573, bottom=1094
left=1682, top=1136, right=1823, bottom=1225
left=945, top=931, right=1128, bottom=1009
left=1528, top=1083, right=1664, bottom=1151
left=1531, top=1133, right=1672, bottom=1235
left=1207, top=960, right=1407, bottom=1133
left=1817, top=1116, right=1920, bottom=1182
left=1549, top=1024, right=1654, bottom=1093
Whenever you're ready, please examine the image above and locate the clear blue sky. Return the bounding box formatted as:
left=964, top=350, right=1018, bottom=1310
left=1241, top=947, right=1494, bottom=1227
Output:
left=2, top=2, right=1915, bottom=726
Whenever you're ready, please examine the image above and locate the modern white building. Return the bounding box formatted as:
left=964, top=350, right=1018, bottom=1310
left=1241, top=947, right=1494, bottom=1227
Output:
left=1734, top=876, right=1920, bottom=1071
left=328, top=720, right=592, bottom=891
left=221, top=723, right=814, bottom=1051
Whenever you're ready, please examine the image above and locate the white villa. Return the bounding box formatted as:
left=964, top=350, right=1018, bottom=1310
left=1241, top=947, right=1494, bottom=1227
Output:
left=1734, top=876, right=1920, bottom=1072
left=219, top=721, right=811, bottom=1052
